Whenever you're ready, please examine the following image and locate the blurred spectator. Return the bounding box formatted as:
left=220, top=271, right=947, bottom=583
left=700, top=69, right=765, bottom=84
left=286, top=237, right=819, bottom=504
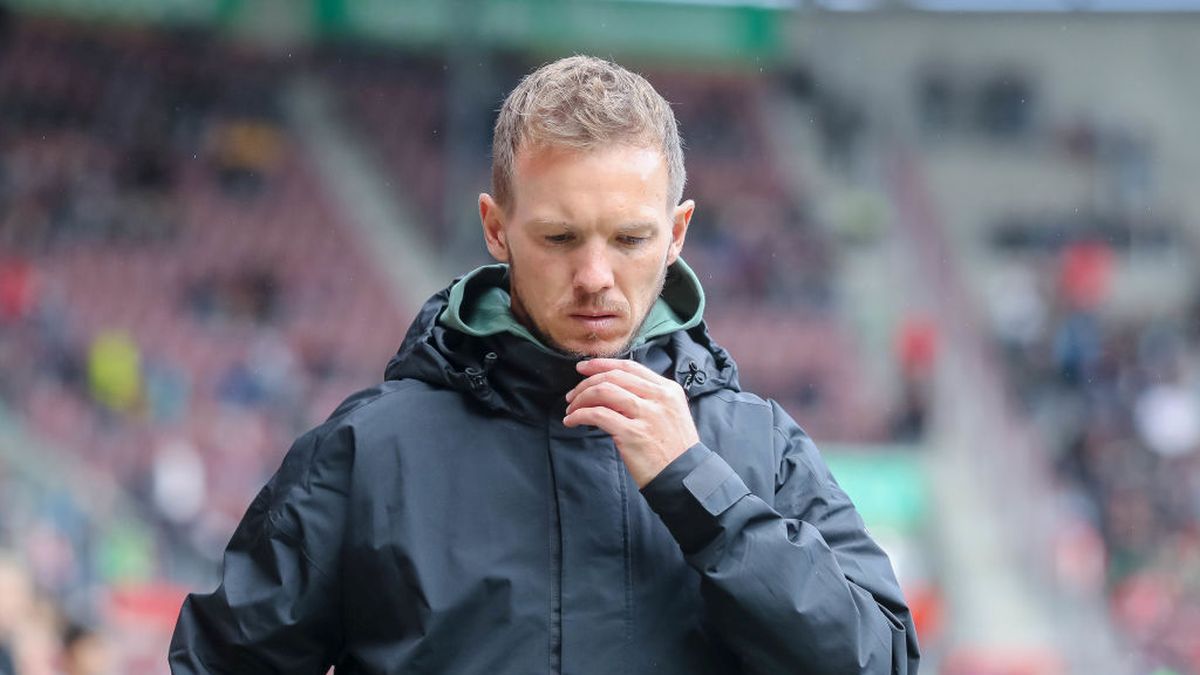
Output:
left=235, top=267, right=281, bottom=324
left=890, top=314, right=938, bottom=442
left=0, top=259, right=37, bottom=324
left=150, top=438, right=206, bottom=527
left=913, top=65, right=1037, bottom=142
left=183, top=267, right=281, bottom=325
left=119, top=142, right=174, bottom=195
left=1134, top=380, right=1200, bottom=459
left=85, top=331, right=142, bottom=415
left=975, top=69, right=1035, bottom=138
left=0, top=554, right=58, bottom=675
left=247, top=330, right=300, bottom=411
left=25, top=518, right=81, bottom=596
left=916, top=65, right=955, bottom=137
left=182, top=273, right=221, bottom=322
left=61, top=623, right=112, bottom=675
left=207, top=118, right=283, bottom=198
left=815, top=91, right=865, bottom=173
left=988, top=264, right=1048, bottom=357
left=1052, top=309, right=1102, bottom=389
left=1058, top=240, right=1114, bottom=311
left=141, top=356, right=190, bottom=425
left=215, top=360, right=266, bottom=408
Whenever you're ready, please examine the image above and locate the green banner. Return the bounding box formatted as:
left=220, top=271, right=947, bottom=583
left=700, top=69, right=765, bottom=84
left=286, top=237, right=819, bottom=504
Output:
left=336, top=0, right=782, bottom=62
left=2, top=0, right=784, bottom=64
left=824, top=448, right=929, bottom=533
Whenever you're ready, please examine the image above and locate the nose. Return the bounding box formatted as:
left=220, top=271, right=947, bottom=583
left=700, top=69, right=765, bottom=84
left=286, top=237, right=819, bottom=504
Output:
left=572, top=242, right=614, bottom=296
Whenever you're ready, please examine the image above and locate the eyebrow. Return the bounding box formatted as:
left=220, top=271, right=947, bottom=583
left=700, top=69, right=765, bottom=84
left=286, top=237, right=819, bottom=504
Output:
left=617, top=222, right=658, bottom=233
left=528, top=219, right=573, bottom=230
left=527, top=219, right=657, bottom=233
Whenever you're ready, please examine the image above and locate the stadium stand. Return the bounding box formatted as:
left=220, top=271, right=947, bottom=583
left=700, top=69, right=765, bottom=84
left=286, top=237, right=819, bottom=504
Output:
left=0, top=19, right=408, bottom=671
left=988, top=234, right=1200, bottom=673
left=317, top=46, right=456, bottom=249
left=910, top=51, right=1200, bottom=671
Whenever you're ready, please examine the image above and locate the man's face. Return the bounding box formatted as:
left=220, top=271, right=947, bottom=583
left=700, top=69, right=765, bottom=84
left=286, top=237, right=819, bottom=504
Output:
left=480, top=143, right=693, bottom=358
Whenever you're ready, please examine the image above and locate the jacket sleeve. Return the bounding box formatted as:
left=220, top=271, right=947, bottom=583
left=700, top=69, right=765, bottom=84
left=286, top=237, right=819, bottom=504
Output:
left=168, top=422, right=354, bottom=674
left=640, top=400, right=920, bottom=674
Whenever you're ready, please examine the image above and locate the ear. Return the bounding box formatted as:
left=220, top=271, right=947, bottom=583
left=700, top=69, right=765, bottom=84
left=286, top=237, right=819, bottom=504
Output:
left=479, top=193, right=509, bottom=263
left=666, top=199, right=694, bottom=266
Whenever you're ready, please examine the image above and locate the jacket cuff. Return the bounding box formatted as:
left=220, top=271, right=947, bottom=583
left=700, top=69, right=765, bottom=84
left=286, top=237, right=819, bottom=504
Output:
left=640, top=443, right=751, bottom=555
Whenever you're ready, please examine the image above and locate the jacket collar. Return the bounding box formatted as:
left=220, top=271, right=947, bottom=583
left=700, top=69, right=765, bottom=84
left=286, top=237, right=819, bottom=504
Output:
left=384, top=259, right=737, bottom=422
left=436, top=258, right=706, bottom=355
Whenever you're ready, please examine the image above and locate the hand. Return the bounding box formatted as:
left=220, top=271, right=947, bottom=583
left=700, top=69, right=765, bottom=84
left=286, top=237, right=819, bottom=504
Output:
left=563, top=358, right=700, bottom=488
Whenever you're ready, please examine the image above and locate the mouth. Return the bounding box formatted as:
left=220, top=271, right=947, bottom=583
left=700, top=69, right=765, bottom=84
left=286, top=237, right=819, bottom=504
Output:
left=569, top=313, right=622, bottom=332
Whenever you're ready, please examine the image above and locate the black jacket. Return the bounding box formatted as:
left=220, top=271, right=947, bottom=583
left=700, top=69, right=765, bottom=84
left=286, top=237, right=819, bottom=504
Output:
left=169, top=265, right=919, bottom=674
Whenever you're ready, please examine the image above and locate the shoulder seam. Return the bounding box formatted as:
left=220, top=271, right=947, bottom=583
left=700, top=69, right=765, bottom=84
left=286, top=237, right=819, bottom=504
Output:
left=328, top=378, right=435, bottom=428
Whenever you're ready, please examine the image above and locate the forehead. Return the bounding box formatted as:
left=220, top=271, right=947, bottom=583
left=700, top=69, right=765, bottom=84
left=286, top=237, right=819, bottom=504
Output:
left=510, top=143, right=669, bottom=217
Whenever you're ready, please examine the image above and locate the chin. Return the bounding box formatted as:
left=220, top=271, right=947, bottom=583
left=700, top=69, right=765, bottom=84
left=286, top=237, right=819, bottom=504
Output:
left=557, top=334, right=632, bottom=359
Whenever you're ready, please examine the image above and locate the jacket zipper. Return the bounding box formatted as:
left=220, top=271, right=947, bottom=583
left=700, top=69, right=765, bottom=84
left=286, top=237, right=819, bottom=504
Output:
left=546, top=427, right=563, bottom=674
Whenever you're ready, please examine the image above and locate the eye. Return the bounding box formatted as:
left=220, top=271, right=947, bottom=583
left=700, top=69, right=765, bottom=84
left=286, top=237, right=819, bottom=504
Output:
left=545, top=233, right=573, bottom=245
left=617, top=235, right=648, bottom=247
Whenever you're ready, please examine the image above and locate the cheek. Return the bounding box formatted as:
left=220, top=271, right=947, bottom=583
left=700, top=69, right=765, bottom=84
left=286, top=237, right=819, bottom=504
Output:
left=623, top=257, right=667, bottom=302
left=513, top=260, right=562, bottom=309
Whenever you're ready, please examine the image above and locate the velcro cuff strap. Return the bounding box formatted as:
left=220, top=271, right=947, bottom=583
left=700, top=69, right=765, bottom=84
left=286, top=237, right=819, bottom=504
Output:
left=683, top=451, right=751, bottom=516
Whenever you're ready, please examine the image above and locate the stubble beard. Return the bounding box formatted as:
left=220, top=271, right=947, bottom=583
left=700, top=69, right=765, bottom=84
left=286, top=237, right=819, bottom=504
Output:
left=508, top=257, right=670, bottom=360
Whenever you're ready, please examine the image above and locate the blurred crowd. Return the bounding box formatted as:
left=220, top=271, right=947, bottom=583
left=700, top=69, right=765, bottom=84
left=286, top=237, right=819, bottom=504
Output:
left=0, top=18, right=405, bottom=664
left=929, top=59, right=1200, bottom=671
left=989, top=235, right=1200, bottom=672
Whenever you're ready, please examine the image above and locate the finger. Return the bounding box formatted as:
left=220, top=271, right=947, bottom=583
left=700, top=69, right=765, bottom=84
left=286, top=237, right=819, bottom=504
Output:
left=565, top=381, right=644, bottom=418
left=563, top=405, right=633, bottom=436
left=575, top=357, right=664, bottom=382
left=566, top=368, right=660, bottom=404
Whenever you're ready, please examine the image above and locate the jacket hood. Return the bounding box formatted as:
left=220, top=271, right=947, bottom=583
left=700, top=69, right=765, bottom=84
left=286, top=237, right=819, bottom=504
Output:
left=384, top=259, right=740, bottom=422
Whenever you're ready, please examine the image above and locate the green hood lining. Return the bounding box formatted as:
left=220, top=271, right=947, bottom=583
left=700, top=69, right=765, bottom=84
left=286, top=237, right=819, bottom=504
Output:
left=438, top=258, right=706, bottom=356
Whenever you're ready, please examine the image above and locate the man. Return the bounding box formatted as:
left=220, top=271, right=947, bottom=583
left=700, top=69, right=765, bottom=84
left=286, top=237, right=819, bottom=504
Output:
left=170, top=55, right=919, bottom=674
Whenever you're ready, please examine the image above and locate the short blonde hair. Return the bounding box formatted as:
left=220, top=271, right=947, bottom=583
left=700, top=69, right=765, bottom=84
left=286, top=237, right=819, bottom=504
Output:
left=491, top=55, right=685, bottom=210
